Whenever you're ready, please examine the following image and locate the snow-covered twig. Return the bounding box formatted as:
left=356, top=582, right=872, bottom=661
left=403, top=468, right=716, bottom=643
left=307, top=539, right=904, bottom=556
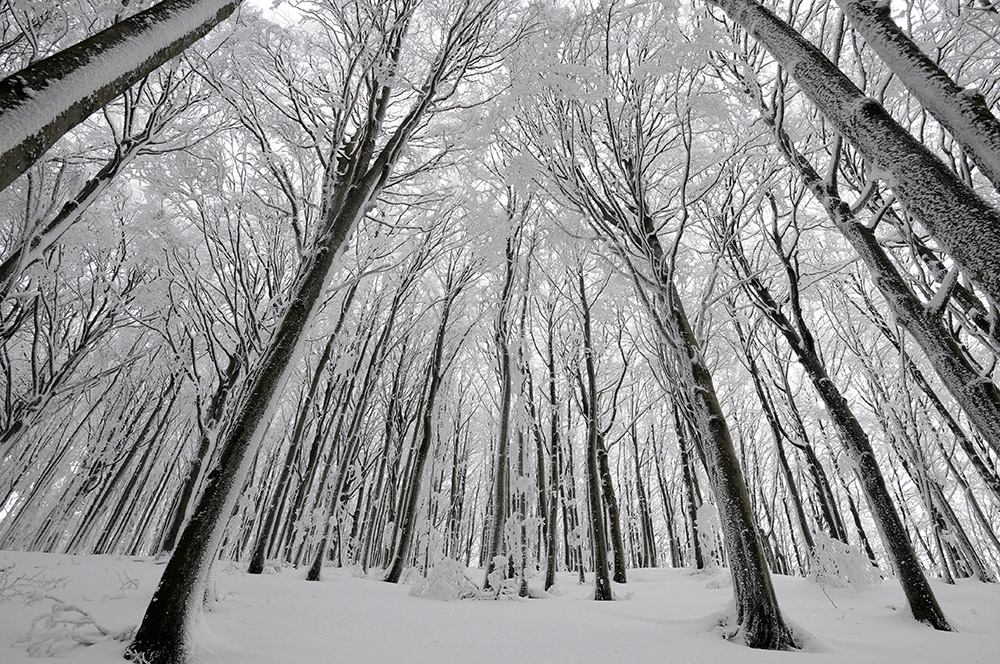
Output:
left=14, top=594, right=136, bottom=657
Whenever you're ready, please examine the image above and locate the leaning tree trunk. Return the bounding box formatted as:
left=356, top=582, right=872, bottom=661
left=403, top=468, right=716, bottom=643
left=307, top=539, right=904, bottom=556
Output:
left=661, top=281, right=796, bottom=649
left=125, top=177, right=372, bottom=663
left=747, top=75, right=1000, bottom=466
left=128, top=57, right=420, bottom=664
left=834, top=0, right=1000, bottom=192
left=711, top=0, right=1000, bottom=307
left=729, top=238, right=952, bottom=631
left=0, top=0, right=241, bottom=193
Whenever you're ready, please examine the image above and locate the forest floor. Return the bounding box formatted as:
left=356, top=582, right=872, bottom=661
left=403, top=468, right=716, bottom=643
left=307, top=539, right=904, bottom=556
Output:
left=1, top=549, right=998, bottom=663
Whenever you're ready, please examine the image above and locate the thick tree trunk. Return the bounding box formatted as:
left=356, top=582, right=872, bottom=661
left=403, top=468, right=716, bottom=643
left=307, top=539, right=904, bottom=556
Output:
left=663, top=283, right=795, bottom=648
left=0, top=0, right=241, bottom=193
left=124, top=44, right=423, bottom=649
left=713, top=0, right=1000, bottom=306
left=835, top=0, right=1000, bottom=191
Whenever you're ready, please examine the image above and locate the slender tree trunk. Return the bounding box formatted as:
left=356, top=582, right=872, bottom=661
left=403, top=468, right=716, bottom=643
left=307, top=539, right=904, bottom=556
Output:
left=544, top=327, right=560, bottom=589
left=248, top=288, right=355, bottom=574
left=160, top=352, right=242, bottom=554
left=596, top=430, right=627, bottom=584
left=730, top=241, right=951, bottom=630
left=385, top=269, right=467, bottom=583
left=577, top=274, right=613, bottom=601
left=484, top=226, right=520, bottom=590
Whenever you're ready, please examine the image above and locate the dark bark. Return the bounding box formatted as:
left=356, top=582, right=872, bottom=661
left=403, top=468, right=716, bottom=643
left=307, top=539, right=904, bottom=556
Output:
left=835, top=0, right=1000, bottom=191
left=384, top=268, right=467, bottom=583
left=577, top=273, right=613, bottom=601
left=484, top=226, right=519, bottom=591
left=729, top=236, right=951, bottom=630
left=0, top=0, right=241, bottom=192
left=712, top=0, right=1000, bottom=306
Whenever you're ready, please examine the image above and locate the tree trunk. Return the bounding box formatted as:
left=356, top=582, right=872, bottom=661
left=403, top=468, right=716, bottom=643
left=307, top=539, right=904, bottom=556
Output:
left=835, top=0, right=1000, bottom=191
left=385, top=269, right=466, bottom=583
left=664, top=282, right=795, bottom=648
left=484, top=225, right=519, bottom=590
left=577, top=273, right=613, bottom=602
left=712, top=0, right=1000, bottom=306
left=0, top=0, right=241, bottom=193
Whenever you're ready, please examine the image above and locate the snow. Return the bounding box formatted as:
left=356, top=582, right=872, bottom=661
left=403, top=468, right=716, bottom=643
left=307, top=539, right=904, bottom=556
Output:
left=2, top=550, right=1000, bottom=663
left=0, top=0, right=236, bottom=159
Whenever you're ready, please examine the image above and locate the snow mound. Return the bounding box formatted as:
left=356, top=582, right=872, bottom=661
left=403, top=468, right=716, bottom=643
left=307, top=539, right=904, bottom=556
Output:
left=409, top=559, right=481, bottom=601
left=808, top=534, right=883, bottom=589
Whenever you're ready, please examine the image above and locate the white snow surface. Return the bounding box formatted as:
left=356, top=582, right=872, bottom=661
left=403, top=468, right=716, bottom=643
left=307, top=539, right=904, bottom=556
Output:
left=1, top=550, right=999, bottom=663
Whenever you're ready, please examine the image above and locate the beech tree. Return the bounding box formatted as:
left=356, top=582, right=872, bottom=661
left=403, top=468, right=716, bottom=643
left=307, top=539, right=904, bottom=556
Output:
left=126, top=2, right=521, bottom=661
left=5, top=1, right=1000, bottom=661
left=0, top=0, right=242, bottom=192
left=510, top=1, right=797, bottom=648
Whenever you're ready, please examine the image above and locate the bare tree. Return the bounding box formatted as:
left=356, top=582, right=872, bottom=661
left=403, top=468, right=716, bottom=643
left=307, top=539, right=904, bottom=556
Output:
left=0, top=0, right=242, bottom=192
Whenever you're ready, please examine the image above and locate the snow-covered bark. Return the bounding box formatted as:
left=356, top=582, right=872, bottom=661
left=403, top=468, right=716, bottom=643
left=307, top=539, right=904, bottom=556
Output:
left=711, top=0, right=1000, bottom=306
left=384, top=264, right=471, bottom=584
left=577, top=272, right=614, bottom=602
left=835, top=0, right=1000, bottom=192
left=0, top=0, right=241, bottom=193
left=748, top=71, right=1000, bottom=469
left=661, top=281, right=796, bottom=648
left=730, top=244, right=952, bottom=630
left=483, top=226, right=518, bottom=592
left=124, top=2, right=510, bottom=659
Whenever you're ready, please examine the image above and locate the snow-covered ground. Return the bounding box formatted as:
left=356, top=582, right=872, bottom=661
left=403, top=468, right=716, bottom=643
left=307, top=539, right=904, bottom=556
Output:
left=1, top=550, right=998, bottom=663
